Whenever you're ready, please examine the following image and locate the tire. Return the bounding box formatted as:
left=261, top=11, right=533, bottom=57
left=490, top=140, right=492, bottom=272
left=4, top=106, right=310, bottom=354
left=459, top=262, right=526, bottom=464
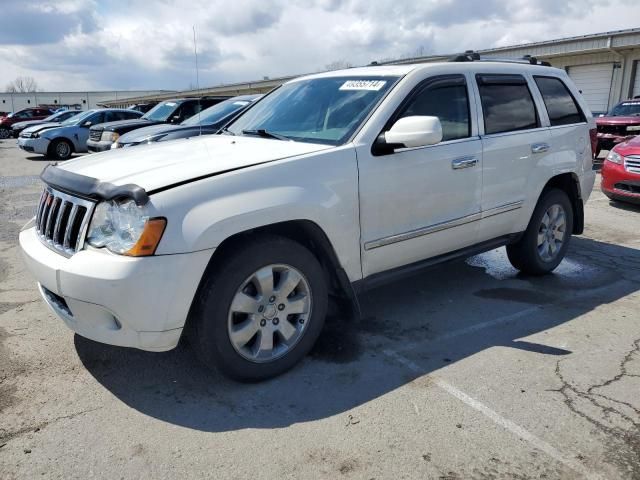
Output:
left=506, top=189, right=574, bottom=275
left=0, top=127, right=10, bottom=140
left=48, top=138, right=73, bottom=160
left=190, top=235, right=328, bottom=381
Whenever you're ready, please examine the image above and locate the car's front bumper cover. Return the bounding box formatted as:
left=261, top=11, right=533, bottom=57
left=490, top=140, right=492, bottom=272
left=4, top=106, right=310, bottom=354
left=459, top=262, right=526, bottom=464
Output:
left=17, top=136, right=50, bottom=155
left=86, top=139, right=114, bottom=152
left=19, top=225, right=214, bottom=351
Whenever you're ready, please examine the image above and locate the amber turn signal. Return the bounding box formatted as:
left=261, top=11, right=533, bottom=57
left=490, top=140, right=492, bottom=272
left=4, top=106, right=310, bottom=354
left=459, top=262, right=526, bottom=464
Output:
left=125, top=218, right=167, bottom=257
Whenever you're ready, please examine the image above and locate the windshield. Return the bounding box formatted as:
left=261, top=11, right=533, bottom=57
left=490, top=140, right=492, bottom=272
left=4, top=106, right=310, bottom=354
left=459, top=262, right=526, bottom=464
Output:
left=181, top=98, right=252, bottom=126
left=609, top=101, right=640, bottom=116
left=227, top=76, right=399, bottom=145
left=61, top=110, right=94, bottom=125
left=142, top=102, right=179, bottom=121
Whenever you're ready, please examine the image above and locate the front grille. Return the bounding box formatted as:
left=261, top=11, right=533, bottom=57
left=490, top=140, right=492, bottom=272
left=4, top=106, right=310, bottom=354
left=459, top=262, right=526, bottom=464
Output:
left=625, top=155, right=640, bottom=174
left=598, top=124, right=627, bottom=136
left=35, top=187, right=95, bottom=256
left=89, top=130, right=102, bottom=141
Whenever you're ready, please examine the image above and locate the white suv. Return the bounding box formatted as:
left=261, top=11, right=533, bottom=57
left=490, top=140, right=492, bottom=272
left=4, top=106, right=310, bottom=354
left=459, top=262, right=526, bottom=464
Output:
left=19, top=58, right=596, bottom=380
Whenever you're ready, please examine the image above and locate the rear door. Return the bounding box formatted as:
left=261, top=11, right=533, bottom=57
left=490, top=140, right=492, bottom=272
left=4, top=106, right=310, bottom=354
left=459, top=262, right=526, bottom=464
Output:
left=474, top=73, right=552, bottom=242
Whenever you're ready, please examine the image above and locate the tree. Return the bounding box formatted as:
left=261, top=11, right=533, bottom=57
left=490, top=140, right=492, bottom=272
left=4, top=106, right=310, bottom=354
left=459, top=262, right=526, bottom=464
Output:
left=6, top=76, right=38, bottom=93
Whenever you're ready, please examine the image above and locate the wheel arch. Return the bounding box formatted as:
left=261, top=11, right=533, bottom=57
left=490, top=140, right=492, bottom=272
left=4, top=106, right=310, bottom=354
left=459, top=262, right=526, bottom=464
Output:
left=185, top=220, right=360, bottom=334
left=540, top=172, right=584, bottom=235
left=47, top=136, right=76, bottom=156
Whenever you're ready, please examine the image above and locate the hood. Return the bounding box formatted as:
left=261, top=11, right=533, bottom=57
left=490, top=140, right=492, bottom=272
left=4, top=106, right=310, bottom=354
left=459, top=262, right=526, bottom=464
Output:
left=613, top=135, right=640, bottom=156
left=13, top=119, right=48, bottom=129
left=119, top=124, right=181, bottom=143
left=90, top=118, right=155, bottom=133
left=596, top=115, right=640, bottom=125
left=56, top=134, right=333, bottom=192
left=22, top=122, right=65, bottom=134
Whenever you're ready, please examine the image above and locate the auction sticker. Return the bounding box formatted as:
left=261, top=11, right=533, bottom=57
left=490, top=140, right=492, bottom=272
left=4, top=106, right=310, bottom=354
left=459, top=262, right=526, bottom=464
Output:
left=339, top=80, right=387, bottom=91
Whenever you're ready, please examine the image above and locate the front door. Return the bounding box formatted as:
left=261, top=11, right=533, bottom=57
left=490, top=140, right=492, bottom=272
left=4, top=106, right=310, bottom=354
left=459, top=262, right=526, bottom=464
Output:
left=357, top=74, right=483, bottom=278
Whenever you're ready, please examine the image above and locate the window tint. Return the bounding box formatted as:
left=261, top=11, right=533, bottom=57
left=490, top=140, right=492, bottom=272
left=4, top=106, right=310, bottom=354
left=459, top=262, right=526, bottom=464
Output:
left=477, top=75, right=538, bottom=134
left=178, top=102, right=200, bottom=121
left=534, top=76, right=584, bottom=126
left=90, top=112, right=105, bottom=124
left=398, top=77, right=470, bottom=141
left=125, top=111, right=141, bottom=119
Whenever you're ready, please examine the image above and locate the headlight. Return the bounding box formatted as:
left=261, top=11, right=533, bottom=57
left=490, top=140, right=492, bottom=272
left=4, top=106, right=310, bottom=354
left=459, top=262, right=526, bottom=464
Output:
left=627, top=125, right=640, bottom=132
left=87, top=200, right=166, bottom=256
left=606, top=151, right=623, bottom=164
left=100, top=131, right=119, bottom=142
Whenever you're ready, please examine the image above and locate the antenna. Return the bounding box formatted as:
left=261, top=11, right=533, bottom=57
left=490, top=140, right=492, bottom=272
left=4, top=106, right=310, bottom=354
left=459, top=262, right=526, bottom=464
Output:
left=193, top=25, right=202, bottom=137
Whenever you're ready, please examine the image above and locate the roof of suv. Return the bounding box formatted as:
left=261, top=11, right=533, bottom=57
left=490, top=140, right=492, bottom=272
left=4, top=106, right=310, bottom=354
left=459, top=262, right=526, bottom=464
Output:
left=292, top=61, right=563, bottom=83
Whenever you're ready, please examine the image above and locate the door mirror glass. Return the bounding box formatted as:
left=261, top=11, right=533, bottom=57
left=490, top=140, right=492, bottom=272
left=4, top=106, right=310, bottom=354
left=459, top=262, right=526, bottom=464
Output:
left=384, top=116, right=443, bottom=148
left=82, top=121, right=92, bottom=128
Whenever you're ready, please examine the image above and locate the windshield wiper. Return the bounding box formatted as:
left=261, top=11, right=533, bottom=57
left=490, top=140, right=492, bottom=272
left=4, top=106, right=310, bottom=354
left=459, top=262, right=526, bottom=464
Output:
left=241, top=129, right=290, bottom=141
left=219, top=126, right=235, bottom=136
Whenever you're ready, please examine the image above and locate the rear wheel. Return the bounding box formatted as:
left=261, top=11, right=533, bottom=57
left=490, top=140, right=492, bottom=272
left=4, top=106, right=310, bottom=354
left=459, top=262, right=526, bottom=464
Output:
left=190, top=235, right=328, bottom=381
left=507, top=189, right=574, bottom=275
left=48, top=139, right=73, bottom=160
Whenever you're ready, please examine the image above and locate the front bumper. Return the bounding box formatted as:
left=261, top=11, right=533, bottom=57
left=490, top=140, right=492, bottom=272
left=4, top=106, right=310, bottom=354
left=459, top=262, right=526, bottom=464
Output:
left=17, top=136, right=50, bottom=155
left=19, top=225, right=214, bottom=351
left=601, top=159, right=640, bottom=204
left=596, top=133, right=634, bottom=151
left=86, top=139, right=114, bottom=152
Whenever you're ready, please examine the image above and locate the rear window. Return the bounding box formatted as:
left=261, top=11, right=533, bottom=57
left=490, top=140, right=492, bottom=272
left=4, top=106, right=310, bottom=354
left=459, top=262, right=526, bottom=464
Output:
left=477, top=74, right=539, bottom=135
left=534, top=76, right=584, bottom=126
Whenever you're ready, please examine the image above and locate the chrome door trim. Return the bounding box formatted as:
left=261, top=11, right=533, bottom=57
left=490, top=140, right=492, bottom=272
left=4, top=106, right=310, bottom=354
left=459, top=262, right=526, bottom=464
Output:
left=364, top=200, right=523, bottom=251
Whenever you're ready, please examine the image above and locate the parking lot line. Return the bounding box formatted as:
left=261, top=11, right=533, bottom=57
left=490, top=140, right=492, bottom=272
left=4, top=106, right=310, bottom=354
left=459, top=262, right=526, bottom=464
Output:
left=382, top=349, right=604, bottom=480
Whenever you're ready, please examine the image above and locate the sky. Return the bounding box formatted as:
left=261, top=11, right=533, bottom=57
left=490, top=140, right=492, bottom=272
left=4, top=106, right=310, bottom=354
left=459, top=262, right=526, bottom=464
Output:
left=1, top=0, right=640, bottom=92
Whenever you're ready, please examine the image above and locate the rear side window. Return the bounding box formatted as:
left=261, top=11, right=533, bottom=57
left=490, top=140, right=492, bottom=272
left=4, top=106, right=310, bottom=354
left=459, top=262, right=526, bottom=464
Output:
left=398, top=75, right=470, bottom=141
left=477, top=74, right=539, bottom=135
left=534, top=76, right=584, bottom=126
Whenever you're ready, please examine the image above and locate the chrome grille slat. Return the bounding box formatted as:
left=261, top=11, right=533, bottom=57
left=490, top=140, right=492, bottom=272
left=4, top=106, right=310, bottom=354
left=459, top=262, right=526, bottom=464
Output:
left=625, top=155, right=640, bottom=174
left=63, top=205, right=78, bottom=250
left=35, top=187, right=95, bottom=257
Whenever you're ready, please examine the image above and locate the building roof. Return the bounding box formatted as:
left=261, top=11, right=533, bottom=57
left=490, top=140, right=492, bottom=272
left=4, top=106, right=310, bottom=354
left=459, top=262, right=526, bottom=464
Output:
left=99, top=27, right=640, bottom=106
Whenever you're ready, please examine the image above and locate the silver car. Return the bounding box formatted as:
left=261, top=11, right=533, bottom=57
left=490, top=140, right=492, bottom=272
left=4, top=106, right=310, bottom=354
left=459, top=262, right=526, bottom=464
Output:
left=17, top=108, right=142, bottom=160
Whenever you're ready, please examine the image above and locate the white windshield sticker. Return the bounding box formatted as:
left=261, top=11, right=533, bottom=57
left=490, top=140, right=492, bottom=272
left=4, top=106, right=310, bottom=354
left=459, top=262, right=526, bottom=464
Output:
left=339, top=80, right=387, bottom=91
left=233, top=101, right=250, bottom=106
left=164, top=102, right=177, bottom=107
left=622, top=102, right=640, bottom=106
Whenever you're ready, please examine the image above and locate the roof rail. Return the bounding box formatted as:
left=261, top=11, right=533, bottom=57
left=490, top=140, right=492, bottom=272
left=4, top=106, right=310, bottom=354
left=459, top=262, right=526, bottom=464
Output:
left=448, top=50, right=551, bottom=67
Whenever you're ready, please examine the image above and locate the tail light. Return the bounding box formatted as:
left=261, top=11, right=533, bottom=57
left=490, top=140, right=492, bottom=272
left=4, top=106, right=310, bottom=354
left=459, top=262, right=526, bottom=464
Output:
left=589, top=127, right=598, bottom=159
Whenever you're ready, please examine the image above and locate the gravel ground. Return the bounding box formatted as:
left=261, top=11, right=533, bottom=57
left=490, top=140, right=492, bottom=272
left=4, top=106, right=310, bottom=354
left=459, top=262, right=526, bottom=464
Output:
left=1, top=140, right=639, bottom=479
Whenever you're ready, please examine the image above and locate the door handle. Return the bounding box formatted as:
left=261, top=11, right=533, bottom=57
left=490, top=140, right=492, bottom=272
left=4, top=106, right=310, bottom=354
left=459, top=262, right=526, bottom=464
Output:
left=452, top=156, right=478, bottom=169
left=531, top=143, right=550, bottom=154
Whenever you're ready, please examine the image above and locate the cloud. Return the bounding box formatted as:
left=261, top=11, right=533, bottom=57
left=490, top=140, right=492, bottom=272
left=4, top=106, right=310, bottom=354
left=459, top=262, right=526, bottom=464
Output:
left=0, top=0, right=639, bottom=91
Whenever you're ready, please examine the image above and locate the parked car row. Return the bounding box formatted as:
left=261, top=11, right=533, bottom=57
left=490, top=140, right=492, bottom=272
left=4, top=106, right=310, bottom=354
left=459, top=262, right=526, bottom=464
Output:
left=0, top=107, right=54, bottom=139
left=13, top=95, right=260, bottom=160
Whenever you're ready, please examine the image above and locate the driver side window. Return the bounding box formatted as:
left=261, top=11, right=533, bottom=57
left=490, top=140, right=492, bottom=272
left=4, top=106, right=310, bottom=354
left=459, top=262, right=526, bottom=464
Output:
left=398, top=76, right=471, bottom=142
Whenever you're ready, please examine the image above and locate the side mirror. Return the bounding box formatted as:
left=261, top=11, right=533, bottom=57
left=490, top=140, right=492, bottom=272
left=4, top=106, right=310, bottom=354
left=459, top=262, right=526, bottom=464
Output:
left=82, top=121, right=92, bottom=128
left=170, top=115, right=180, bottom=123
left=383, top=116, right=443, bottom=149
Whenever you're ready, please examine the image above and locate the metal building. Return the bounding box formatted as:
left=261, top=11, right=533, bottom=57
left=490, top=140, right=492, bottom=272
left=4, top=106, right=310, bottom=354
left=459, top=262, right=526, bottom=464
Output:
left=98, top=28, right=640, bottom=116
left=0, top=90, right=173, bottom=113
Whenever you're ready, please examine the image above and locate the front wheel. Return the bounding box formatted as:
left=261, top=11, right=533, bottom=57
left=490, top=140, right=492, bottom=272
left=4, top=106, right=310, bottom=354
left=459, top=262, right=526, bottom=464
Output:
left=190, top=235, right=328, bottom=381
left=507, top=189, right=574, bottom=275
left=0, top=127, right=10, bottom=140
left=48, top=138, right=73, bottom=160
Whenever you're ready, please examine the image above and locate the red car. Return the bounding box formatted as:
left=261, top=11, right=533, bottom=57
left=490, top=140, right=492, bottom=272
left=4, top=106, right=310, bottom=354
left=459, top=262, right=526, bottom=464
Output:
left=595, top=100, right=640, bottom=157
left=0, top=107, right=53, bottom=139
left=601, top=135, right=640, bottom=205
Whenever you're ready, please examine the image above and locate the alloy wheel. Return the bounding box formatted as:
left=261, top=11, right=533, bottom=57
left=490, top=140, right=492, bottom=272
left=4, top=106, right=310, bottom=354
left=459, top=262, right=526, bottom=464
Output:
left=227, top=263, right=312, bottom=363
left=537, top=203, right=566, bottom=262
